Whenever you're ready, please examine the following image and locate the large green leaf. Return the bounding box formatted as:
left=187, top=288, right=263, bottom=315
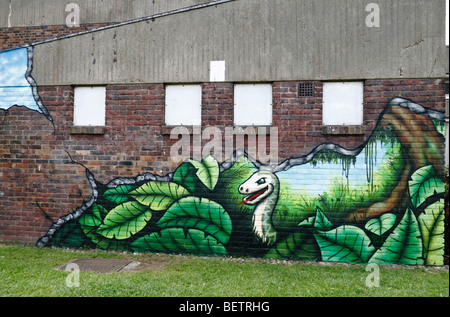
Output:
left=314, top=226, right=376, bottom=263
left=365, top=213, right=396, bottom=236
left=130, top=228, right=228, bottom=256
left=419, top=199, right=445, bottom=266
left=189, top=155, right=220, bottom=191
left=409, top=165, right=445, bottom=209
left=172, top=162, right=198, bottom=193
left=78, top=204, right=122, bottom=250
left=79, top=204, right=106, bottom=230
left=370, top=209, right=424, bottom=265
left=215, top=155, right=258, bottom=218
left=50, top=220, right=85, bottom=248
left=96, top=201, right=152, bottom=240
left=298, top=207, right=333, bottom=230
left=265, top=231, right=320, bottom=260
left=103, top=184, right=135, bottom=204
left=130, top=181, right=189, bottom=211
left=157, top=197, right=232, bottom=245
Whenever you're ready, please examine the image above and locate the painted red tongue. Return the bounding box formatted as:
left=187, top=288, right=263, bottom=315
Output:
left=239, top=190, right=265, bottom=205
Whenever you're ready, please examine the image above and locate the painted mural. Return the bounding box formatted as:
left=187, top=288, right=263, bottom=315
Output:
left=0, top=47, right=53, bottom=122
left=37, top=97, right=447, bottom=266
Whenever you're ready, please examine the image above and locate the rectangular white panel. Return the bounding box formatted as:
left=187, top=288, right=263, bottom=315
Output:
left=165, top=85, right=202, bottom=126
left=73, top=86, right=106, bottom=126
left=234, top=84, right=272, bottom=126
left=323, top=82, right=363, bottom=126
left=210, top=61, right=226, bottom=82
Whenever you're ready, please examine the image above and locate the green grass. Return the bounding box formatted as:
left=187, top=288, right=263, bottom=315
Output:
left=0, top=243, right=448, bottom=297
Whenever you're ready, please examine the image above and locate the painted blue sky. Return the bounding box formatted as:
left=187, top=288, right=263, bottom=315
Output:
left=0, top=48, right=41, bottom=112
left=276, top=141, right=389, bottom=197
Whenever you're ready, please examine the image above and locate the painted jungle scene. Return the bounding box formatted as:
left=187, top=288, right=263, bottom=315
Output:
left=39, top=98, right=447, bottom=266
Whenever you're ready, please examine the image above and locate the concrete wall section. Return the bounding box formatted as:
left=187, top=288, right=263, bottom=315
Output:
left=31, top=0, right=448, bottom=85
left=0, top=0, right=214, bottom=27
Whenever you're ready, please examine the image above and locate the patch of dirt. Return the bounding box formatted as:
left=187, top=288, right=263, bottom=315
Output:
left=57, top=253, right=180, bottom=273
left=122, top=260, right=169, bottom=272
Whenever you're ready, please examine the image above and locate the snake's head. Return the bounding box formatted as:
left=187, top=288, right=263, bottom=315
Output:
left=239, top=171, right=277, bottom=205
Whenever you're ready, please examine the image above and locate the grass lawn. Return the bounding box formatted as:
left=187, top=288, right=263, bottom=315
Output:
left=0, top=243, right=448, bottom=297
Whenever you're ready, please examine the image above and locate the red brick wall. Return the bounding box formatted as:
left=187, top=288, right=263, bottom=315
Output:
left=0, top=79, right=447, bottom=249
left=202, top=83, right=234, bottom=128
left=274, top=79, right=447, bottom=160
left=0, top=102, right=86, bottom=244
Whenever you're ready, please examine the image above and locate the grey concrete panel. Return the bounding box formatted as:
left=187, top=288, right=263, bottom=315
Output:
left=0, top=0, right=214, bottom=27
left=31, top=0, right=448, bottom=85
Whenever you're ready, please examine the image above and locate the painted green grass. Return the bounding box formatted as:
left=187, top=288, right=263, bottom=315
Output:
left=0, top=243, right=448, bottom=297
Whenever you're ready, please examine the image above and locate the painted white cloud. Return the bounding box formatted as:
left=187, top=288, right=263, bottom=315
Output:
left=0, top=48, right=41, bottom=112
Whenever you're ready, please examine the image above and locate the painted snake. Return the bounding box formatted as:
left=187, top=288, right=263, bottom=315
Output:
left=239, top=171, right=280, bottom=246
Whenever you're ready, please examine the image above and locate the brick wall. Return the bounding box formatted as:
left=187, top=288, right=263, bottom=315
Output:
left=1, top=79, right=447, bottom=265
left=0, top=103, right=83, bottom=243
left=274, top=79, right=447, bottom=160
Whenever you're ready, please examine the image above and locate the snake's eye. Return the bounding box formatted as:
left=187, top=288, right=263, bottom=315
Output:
left=256, top=178, right=266, bottom=185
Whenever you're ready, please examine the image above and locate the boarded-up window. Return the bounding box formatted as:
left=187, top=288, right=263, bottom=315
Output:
left=234, top=84, right=272, bottom=126
left=323, top=82, right=363, bottom=126
left=73, top=86, right=106, bottom=126
left=165, top=85, right=202, bottom=126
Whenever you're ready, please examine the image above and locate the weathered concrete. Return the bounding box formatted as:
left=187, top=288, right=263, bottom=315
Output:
left=0, top=0, right=214, bottom=27
left=30, top=0, right=447, bottom=85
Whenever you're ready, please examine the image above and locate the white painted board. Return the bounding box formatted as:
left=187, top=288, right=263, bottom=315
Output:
left=73, top=86, right=106, bottom=126
left=234, top=84, right=272, bottom=126
left=323, top=82, right=363, bottom=126
left=165, top=85, right=202, bottom=126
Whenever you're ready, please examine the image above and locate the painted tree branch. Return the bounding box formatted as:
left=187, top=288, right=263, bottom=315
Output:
left=347, top=103, right=445, bottom=223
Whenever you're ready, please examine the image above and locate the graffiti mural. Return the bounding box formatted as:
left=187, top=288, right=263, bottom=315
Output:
left=0, top=47, right=53, bottom=122
left=36, top=97, right=446, bottom=265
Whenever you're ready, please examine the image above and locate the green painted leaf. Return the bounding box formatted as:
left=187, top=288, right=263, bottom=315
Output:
left=298, top=216, right=315, bottom=227
left=189, top=155, right=220, bottom=191
left=50, top=221, right=85, bottom=248
left=313, top=207, right=333, bottom=230
left=83, top=230, right=123, bottom=250
left=79, top=204, right=107, bottom=229
left=265, top=231, right=320, bottom=260
left=409, top=165, right=445, bottom=209
left=157, top=197, right=232, bottom=245
left=365, top=213, right=396, bottom=236
left=96, top=201, right=152, bottom=240
left=298, top=207, right=333, bottom=230
left=370, top=209, right=424, bottom=265
left=103, top=184, right=135, bottom=204
left=78, top=204, right=122, bottom=250
left=314, top=226, right=376, bottom=263
left=172, top=162, right=198, bottom=193
left=419, top=199, right=445, bottom=266
left=218, top=155, right=258, bottom=218
left=130, top=181, right=189, bottom=211
left=91, top=233, right=126, bottom=251
left=130, top=228, right=228, bottom=256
